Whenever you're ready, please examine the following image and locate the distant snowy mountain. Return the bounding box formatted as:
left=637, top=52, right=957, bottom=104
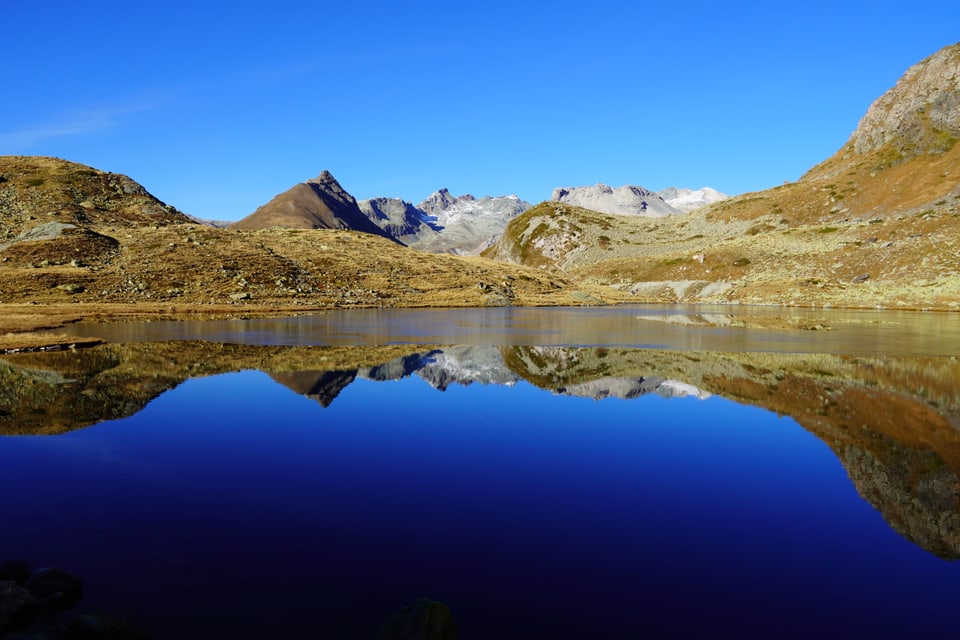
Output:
left=418, top=189, right=529, bottom=228
left=404, top=346, right=521, bottom=390
left=658, top=187, right=729, bottom=213
left=415, top=189, right=531, bottom=255
left=356, top=197, right=440, bottom=246
left=358, top=188, right=530, bottom=255
left=274, top=346, right=710, bottom=407
left=559, top=376, right=711, bottom=401
left=551, top=183, right=682, bottom=217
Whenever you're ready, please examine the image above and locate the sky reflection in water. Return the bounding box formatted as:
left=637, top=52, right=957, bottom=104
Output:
left=2, top=349, right=960, bottom=638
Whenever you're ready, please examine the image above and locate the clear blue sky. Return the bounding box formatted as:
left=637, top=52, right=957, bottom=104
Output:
left=4, top=1, right=958, bottom=220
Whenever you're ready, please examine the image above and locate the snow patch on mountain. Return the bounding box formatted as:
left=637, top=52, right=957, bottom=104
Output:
left=413, top=189, right=531, bottom=255
left=658, top=187, right=729, bottom=213
left=551, top=183, right=682, bottom=217
left=413, top=346, right=521, bottom=390
left=559, top=376, right=711, bottom=401
left=418, top=189, right=529, bottom=227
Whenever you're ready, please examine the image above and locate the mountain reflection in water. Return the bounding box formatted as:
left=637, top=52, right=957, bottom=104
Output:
left=2, top=340, right=960, bottom=637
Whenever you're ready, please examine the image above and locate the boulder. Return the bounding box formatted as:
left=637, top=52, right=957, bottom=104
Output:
left=25, top=567, right=83, bottom=605
left=0, top=580, right=34, bottom=629
left=378, top=598, right=458, bottom=640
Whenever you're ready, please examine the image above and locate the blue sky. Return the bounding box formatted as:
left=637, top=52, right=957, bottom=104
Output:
left=5, top=1, right=959, bottom=220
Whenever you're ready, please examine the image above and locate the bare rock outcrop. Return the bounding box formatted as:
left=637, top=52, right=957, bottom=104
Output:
left=357, top=189, right=531, bottom=254
left=407, top=189, right=531, bottom=255
left=849, top=42, right=960, bottom=158
left=357, top=197, right=440, bottom=246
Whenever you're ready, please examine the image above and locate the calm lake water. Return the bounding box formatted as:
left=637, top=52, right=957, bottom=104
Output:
left=4, top=305, right=960, bottom=638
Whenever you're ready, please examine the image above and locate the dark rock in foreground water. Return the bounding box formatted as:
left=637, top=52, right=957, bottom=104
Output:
left=379, top=598, right=458, bottom=640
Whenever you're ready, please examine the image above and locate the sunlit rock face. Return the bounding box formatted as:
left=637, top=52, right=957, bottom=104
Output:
left=414, top=189, right=532, bottom=255
left=357, top=197, right=440, bottom=246
left=849, top=43, right=960, bottom=158
left=356, top=189, right=531, bottom=255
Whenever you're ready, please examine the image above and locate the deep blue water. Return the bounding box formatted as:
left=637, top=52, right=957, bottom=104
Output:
left=2, top=368, right=958, bottom=638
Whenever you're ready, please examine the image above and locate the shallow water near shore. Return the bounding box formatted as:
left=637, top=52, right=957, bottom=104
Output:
left=4, top=306, right=960, bottom=638
left=55, top=303, right=960, bottom=355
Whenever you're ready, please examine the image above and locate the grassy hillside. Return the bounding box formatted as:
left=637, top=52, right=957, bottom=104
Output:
left=0, top=156, right=189, bottom=237
left=0, top=222, right=612, bottom=309
left=486, top=44, right=960, bottom=310
left=0, top=157, right=619, bottom=330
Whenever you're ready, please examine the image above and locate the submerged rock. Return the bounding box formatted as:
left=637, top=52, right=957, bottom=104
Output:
left=66, top=613, right=149, bottom=639
left=0, top=563, right=84, bottom=635
left=378, top=598, right=458, bottom=640
left=0, top=580, right=33, bottom=629
left=25, top=567, right=83, bottom=605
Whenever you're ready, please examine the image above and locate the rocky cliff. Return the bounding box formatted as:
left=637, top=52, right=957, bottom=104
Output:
left=847, top=43, right=960, bottom=160
left=356, top=197, right=440, bottom=246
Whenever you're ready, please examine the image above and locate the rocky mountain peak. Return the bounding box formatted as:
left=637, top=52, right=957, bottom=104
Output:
left=308, top=169, right=337, bottom=184
left=356, top=196, right=440, bottom=245
left=231, top=170, right=395, bottom=240
left=848, top=42, right=960, bottom=158
left=418, top=188, right=459, bottom=216
left=373, top=189, right=531, bottom=255
left=305, top=170, right=357, bottom=208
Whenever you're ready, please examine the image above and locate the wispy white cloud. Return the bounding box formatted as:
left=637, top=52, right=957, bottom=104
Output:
left=0, top=92, right=174, bottom=150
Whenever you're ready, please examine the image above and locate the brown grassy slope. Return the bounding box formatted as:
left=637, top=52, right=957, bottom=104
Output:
left=0, top=223, right=612, bottom=310
left=486, top=43, right=960, bottom=310
left=0, top=156, right=190, bottom=237
left=0, top=342, right=438, bottom=435
left=0, top=157, right=621, bottom=339
left=230, top=171, right=395, bottom=241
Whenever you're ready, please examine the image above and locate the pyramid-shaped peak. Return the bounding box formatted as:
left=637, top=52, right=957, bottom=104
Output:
left=307, top=170, right=340, bottom=187
left=304, top=170, right=356, bottom=206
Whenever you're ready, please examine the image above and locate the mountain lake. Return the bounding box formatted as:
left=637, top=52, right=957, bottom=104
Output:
left=2, top=304, right=960, bottom=638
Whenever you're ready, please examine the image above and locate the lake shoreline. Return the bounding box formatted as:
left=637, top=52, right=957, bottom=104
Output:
left=3, top=297, right=960, bottom=352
